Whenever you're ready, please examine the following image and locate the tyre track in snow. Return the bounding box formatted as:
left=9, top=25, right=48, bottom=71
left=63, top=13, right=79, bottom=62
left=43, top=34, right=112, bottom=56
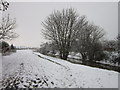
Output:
left=37, top=54, right=69, bottom=70
left=35, top=53, right=79, bottom=87
left=1, top=50, right=49, bottom=89
left=22, top=59, right=53, bottom=88
left=16, top=51, right=55, bottom=88
left=2, top=62, right=25, bottom=89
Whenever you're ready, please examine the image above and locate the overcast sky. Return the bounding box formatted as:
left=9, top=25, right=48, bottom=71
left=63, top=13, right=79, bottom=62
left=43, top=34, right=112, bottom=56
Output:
left=4, top=2, right=118, bottom=47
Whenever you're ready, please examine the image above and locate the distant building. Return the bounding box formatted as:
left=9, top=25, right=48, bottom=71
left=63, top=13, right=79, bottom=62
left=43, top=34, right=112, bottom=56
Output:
left=104, top=48, right=115, bottom=52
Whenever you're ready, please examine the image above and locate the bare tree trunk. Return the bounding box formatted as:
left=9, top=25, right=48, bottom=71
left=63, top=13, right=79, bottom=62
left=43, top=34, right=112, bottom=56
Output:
left=63, top=51, right=69, bottom=60
left=81, top=53, right=86, bottom=59
left=59, top=49, right=69, bottom=60
left=60, top=51, right=63, bottom=59
left=80, top=53, right=87, bottom=63
left=88, top=51, right=94, bottom=63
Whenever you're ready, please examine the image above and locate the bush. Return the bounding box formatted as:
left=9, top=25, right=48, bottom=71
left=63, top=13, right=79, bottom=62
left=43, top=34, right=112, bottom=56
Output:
left=94, top=51, right=107, bottom=61
left=0, top=41, right=10, bottom=53
left=10, top=44, right=16, bottom=52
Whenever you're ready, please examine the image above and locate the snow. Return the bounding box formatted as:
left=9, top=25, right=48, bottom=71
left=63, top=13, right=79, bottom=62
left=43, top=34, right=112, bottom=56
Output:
left=96, top=60, right=118, bottom=66
left=68, top=52, right=82, bottom=60
left=1, top=50, right=118, bottom=88
left=68, top=55, right=82, bottom=60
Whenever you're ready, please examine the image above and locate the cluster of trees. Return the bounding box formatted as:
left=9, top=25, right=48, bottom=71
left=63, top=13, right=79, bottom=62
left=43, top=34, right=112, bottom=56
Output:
left=103, top=38, right=119, bottom=64
left=0, top=0, right=18, bottom=54
left=116, top=34, right=120, bottom=65
left=42, top=8, right=105, bottom=61
left=39, top=42, right=58, bottom=56
left=41, top=8, right=119, bottom=65
left=118, top=33, right=120, bottom=52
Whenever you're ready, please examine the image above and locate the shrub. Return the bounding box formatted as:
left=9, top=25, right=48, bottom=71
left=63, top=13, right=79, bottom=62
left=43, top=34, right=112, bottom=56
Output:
left=0, top=41, right=10, bottom=53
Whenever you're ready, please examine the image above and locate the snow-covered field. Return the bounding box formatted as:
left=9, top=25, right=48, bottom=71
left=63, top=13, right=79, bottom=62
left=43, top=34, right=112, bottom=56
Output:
left=0, top=50, right=118, bottom=88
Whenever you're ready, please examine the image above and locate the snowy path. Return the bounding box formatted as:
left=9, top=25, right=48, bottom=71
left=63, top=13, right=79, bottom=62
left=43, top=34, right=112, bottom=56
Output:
left=1, top=50, right=118, bottom=88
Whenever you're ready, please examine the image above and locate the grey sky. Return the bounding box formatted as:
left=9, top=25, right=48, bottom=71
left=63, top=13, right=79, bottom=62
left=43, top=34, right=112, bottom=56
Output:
left=4, top=2, right=118, bottom=47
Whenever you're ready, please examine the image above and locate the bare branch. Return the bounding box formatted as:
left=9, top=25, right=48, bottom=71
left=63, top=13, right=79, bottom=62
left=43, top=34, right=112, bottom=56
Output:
left=0, top=14, right=18, bottom=40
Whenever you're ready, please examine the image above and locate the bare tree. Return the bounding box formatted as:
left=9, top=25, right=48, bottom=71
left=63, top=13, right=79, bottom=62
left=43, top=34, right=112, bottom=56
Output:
left=117, top=33, right=120, bottom=65
left=0, top=0, right=9, bottom=11
left=0, top=14, right=18, bottom=40
left=75, top=23, right=105, bottom=61
left=118, top=33, right=120, bottom=52
left=103, top=40, right=117, bottom=51
left=42, top=8, right=88, bottom=60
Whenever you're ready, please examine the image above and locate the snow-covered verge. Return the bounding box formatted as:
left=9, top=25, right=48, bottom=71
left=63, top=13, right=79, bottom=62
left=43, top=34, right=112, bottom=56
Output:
left=0, top=50, right=118, bottom=89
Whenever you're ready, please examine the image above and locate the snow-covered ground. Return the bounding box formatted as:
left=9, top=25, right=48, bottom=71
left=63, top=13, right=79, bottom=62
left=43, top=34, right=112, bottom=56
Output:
left=1, top=50, right=118, bottom=88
